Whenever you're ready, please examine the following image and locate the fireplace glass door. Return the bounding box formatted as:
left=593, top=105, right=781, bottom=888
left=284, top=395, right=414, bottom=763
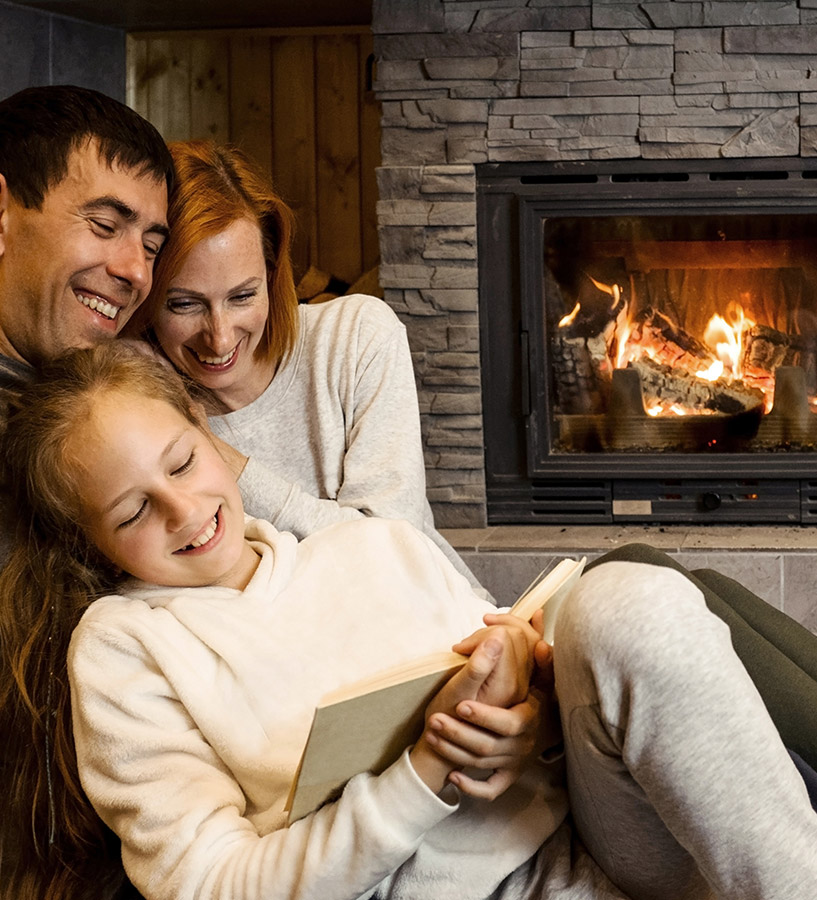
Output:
left=544, top=212, right=817, bottom=455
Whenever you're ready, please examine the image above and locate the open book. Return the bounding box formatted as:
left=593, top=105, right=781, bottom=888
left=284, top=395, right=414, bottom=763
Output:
left=285, top=555, right=586, bottom=823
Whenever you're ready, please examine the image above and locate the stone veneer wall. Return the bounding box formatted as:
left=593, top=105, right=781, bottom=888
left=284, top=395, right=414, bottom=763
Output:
left=371, top=0, right=817, bottom=529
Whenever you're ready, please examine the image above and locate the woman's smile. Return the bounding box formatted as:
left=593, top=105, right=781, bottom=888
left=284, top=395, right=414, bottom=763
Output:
left=154, top=217, right=275, bottom=411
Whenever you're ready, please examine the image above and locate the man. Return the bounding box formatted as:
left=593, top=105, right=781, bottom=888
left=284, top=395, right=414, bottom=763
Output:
left=0, top=85, right=172, bottom=367
left=0, top=84, right=173, bottom=555
left=0, top=84, right=172, bottom=900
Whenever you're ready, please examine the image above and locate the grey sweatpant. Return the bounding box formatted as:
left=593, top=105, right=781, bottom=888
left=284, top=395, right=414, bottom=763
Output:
left=554, top=561, right=817, bottom=900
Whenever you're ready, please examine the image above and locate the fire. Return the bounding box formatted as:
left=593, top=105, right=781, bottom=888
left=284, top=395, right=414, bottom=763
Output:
left=703, top=303, right=754, bottom=380
left=573, top=274, right=770, bottom=417
left=614, top=314, right=633, bottom=369
left=558, top=302, right=581, bottom=327
left=588, top=275, right=622, bottom=310
left=696, top=360, right=724, bottom=382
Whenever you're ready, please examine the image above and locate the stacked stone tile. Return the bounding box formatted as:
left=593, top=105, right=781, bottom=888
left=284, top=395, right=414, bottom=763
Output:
left=372, top=0, right=817, bottom=527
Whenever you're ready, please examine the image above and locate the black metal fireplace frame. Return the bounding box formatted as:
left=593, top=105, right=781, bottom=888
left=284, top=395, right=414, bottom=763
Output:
left=477, top=157, right=817, bottom=525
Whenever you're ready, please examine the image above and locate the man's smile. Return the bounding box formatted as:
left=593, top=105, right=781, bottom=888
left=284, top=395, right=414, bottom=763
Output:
left=75, top=289, right=122, bottom=321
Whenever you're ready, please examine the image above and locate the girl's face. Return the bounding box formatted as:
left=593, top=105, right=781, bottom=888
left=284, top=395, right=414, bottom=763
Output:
left=152, top=217, right=272, bottom=412
left=68, top=389, right=259, bottom=590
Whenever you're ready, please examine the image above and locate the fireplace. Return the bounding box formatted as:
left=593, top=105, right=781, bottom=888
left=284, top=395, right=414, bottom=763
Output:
left=478, top=158, right=817, bottom=525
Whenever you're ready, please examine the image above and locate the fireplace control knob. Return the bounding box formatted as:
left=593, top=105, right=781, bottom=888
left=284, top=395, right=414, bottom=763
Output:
left=702, top=491, right=721, bottom=511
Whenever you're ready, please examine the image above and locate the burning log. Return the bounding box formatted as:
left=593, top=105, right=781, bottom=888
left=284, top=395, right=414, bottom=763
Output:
left=631, top=307, right=716, bottom=371
left=745, top=324, right=796, bottom=371
left=629, top=357, right=764, bottom=415
left=743, top=324, right=817, bottom=397
left=603, top=367, right=763, bottom=452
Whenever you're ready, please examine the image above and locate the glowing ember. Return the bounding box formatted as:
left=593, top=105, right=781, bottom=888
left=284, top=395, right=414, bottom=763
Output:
left=696, top=360, right=724, bottom=382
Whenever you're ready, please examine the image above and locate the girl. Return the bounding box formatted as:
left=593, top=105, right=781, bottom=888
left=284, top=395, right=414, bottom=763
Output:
left=0, top=341, right=548, bottom=899
left=1, top=343, right=815, bottom=900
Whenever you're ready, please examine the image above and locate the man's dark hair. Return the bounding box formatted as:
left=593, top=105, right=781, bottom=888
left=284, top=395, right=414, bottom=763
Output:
left=0, top=84, right=174, bottom=209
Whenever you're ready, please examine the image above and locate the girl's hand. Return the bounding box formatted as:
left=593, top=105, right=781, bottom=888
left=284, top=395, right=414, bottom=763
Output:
left=450, top=613, right=540, bottom=708
left=409, top=616, right=541, bottom=797
left=423, top=690, right=545, bottom=800
left=410, top=636, right=508, bottom=793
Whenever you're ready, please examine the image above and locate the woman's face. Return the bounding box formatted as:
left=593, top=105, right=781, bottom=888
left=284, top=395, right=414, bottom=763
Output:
left=153, top=217, right=272, bottom=411
left=67, top=389, right=259, bottom=590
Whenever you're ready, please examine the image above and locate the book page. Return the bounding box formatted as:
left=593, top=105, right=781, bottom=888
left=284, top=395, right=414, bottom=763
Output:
left=509, top=556, right=586, bottom=642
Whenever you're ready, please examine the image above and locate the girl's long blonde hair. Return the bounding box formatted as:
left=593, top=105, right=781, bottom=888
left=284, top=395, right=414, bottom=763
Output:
left=0, top=343, right=201, bottom=899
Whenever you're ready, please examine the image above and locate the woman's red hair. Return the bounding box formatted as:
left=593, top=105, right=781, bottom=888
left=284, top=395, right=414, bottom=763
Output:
left=129, top=140, right=299, bottom=368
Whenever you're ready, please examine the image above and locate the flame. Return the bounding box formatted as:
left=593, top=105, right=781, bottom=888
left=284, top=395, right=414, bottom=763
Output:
left=575, top=272, right=782, bottom=419
left=614, top=317, right=632, bottom=369
left=558, top=302, right=581, bottom=327
left=703, top=303, right=754, bottom=380
left=696, top=360, right=724, bottom=382
left=588, top=275, right=623, bottom=310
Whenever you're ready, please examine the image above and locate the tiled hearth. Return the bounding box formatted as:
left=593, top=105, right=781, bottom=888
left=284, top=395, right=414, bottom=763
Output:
left=371, top=0, right=817, bottom=630
left=442, top=524, right=817, bottom=632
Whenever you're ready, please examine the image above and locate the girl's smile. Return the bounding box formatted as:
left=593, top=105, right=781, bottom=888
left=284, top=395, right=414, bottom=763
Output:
left=66, top=389, right=259, bottom=589
left=174, top=509, right=222, bottom=555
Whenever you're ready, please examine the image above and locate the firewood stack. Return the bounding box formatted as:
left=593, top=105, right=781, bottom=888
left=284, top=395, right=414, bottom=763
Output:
left=629, top=357, right=764, bottom=415
left=552, top=332, right=609, bottom=414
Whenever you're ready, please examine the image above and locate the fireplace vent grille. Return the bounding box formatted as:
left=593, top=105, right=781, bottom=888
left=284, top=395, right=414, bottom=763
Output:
left=489, top=481, right=612, bottom=524
left=612, top=480, right=799, bottom=523
left=800, top=482, right=817, bottom=521
left=486, top=479, right=809, bottom=524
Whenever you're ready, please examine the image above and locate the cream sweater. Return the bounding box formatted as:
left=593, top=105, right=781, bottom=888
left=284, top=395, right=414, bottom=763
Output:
left=212, top=293, right=485, bottom=591
left=69, top=518, right=568, bottom=900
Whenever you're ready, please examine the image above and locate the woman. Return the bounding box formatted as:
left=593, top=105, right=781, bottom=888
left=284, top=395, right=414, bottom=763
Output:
left=1, top=343, right=815, bottom=900
left=126, top=140, right=483, bottom=592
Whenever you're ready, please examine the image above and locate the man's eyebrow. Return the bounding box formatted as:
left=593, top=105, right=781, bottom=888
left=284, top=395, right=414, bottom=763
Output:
left=82, top=196, right=170, bottom=239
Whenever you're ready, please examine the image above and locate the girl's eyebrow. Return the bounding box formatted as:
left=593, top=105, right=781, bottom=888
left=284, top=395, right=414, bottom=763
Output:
left=101, top=433, right=184, bottom=515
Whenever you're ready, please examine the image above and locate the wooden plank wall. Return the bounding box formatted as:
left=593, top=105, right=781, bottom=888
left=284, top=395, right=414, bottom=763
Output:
left=127, top=27, right=380, bottom=286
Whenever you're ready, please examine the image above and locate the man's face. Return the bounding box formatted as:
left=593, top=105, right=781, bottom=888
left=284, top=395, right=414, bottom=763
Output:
left=0, top=139, right=168, bottom=365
